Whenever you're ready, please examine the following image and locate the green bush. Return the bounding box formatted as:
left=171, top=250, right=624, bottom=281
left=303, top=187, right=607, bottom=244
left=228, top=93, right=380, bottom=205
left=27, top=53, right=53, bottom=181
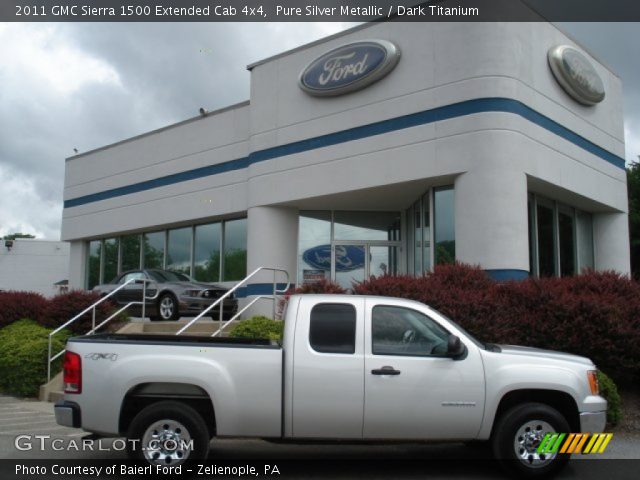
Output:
left=228, top=316, right=283, bottom=341
left=0, top=319, right=71, bottom=397
left=597, top=370, right=622, bottom=426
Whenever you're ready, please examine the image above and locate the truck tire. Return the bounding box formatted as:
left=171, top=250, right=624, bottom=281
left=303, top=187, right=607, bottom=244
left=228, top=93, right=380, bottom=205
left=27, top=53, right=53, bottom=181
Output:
left=491, top=402, right=570, bottom=477
left=157, top=293, right=179, bottom=321
left=126, top=400, right=210, bottom=466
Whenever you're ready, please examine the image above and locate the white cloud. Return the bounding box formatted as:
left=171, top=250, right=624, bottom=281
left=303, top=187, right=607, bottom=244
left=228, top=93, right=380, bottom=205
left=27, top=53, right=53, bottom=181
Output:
left=0, top=164, right=61, bottom=240
left=0, top=24, right=121, bottom=95
left=625, top=120, right=640, bottom=165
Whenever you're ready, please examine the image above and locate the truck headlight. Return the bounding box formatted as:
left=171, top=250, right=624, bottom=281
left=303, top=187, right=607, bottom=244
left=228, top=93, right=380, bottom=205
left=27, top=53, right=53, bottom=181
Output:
left=587, top=370, right=599, bottom=395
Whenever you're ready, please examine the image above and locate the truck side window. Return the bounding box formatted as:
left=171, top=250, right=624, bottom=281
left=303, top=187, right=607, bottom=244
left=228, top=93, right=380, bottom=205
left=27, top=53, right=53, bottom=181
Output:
left=372, top=305, right=449, bottom=356
left=309, top=303, right=356, bottom=354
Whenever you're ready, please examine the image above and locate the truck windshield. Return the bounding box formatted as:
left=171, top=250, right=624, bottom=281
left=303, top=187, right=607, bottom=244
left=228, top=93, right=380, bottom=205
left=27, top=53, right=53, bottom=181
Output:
left=428, top=308, right=487, bottom=350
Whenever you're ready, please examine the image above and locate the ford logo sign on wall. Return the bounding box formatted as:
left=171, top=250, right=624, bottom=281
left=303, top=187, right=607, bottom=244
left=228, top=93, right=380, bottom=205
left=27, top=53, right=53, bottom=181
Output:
left=303, top=245, right=366, bottom=272
left=299, top=40, right=401, bottom=97
left=548, top=45, right=605, bottom=106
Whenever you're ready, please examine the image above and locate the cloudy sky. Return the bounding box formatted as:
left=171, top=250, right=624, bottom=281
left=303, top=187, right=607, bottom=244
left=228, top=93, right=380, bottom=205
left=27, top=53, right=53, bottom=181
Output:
left=0, top=21, right=638, bottom=240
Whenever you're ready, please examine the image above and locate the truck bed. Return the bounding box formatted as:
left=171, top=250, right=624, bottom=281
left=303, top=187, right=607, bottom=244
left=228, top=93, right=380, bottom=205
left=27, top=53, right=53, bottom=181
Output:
left=69, top=332, right=280, bottom=348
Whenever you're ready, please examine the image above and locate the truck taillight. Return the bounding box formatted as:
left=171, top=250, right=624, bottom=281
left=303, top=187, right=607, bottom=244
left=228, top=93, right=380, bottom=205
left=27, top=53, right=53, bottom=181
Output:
left=63, top=351, right=82, bottom=394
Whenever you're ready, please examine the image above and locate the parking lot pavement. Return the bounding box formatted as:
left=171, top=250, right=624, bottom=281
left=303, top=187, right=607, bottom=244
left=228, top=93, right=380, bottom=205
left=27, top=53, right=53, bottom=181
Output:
left=1, top=394, right=638, bottom=479
left=0, top=395, right=86, bottom=459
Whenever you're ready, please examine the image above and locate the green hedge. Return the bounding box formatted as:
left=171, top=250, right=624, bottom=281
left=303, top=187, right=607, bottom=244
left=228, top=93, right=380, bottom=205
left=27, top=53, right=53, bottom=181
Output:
left=228, top=316, right=283, bottom=341
left=597, top=370, right=622, bottom=426
left=0, top=319, right=71, bottom=397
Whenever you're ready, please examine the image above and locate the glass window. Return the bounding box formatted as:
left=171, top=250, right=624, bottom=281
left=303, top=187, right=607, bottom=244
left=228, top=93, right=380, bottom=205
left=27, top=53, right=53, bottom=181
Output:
left=422, top=194, right=431, bottom=272
left=370, top=246, right=399, bottom=277
left=143, top=232, right=165, bottom=269
left=576, top=211, right=594, bottom=271
left=334, top=211, right=401, bottom=241
left=194, top=223, right=221, bottom=282
left=103, top=238, right=119, bottom=283
left=309, top=303, right=356, bottom=354
left=120, top=234, right=141, bottom=272
left=87, top=240, right=101, bottom=289
left=413, top=202, right=422, bottom=274
left=537, top=203, right=556, bottom=277
left=167, top=227, right=192, bottom=275
left=118, top=271, right=145, bottom=284
left=298, top=211, right=332, bottom=285
left=434, top=187, right=455, bottom=265
left=372, top=305, right=450, bottom=356
left=558, top=207, right=575, bottom=277
left=223, top=218, right=247, bottom=281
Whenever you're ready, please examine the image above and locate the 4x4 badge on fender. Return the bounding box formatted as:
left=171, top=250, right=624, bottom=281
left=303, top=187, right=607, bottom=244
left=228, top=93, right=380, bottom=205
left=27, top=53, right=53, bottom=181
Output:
left=85, top=353, right=118, bottom=361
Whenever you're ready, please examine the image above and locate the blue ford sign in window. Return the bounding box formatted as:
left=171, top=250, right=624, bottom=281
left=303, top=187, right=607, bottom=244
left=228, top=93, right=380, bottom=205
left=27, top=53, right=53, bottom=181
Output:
left=299, top=40, right=401, bottom=96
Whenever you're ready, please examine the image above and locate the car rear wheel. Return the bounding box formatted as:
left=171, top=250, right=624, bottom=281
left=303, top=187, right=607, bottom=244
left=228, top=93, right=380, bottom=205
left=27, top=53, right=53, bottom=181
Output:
left=126, top=401, right=209, bottom=466
left=492, top=402, right=570, bottom=477
left=157, top=294, right=179, bottom=321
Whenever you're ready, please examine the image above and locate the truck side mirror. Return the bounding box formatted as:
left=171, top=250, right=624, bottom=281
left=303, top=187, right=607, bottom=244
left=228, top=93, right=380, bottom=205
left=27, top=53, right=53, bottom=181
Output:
left=447, top=335, right=466, bottom=360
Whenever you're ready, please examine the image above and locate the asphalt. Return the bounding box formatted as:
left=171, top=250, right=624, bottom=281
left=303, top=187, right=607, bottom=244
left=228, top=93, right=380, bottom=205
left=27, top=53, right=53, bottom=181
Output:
left=1, top=395, right=638, bottom=479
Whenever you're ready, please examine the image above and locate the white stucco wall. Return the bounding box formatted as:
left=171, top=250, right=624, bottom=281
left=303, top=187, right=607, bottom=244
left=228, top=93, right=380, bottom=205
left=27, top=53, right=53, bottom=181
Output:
left=0, top=239, right=70, bottom=297
left=60, top=21, right=630, bottom=291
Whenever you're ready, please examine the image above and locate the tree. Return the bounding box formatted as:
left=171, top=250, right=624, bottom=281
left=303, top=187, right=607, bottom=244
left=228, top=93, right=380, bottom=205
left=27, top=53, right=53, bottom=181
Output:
left=2, top=233, right=35, bottom=240
left=628, top=160, right=640, bottom=279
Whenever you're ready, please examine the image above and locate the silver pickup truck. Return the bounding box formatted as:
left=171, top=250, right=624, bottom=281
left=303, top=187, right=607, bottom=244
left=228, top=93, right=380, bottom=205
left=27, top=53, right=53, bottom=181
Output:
left=55, top=294, right=606, bottom=476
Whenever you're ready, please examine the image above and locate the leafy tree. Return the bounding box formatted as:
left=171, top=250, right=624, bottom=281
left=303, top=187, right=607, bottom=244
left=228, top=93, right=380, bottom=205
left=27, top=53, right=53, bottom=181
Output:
left=628, top=160, right=640, bottom=279
left=3, top=233, right=35, bottom=240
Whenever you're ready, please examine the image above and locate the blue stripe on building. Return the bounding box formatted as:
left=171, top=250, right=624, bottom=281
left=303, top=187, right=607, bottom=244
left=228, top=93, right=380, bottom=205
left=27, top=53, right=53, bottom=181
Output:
left=64, top=97, right=625, bottom=209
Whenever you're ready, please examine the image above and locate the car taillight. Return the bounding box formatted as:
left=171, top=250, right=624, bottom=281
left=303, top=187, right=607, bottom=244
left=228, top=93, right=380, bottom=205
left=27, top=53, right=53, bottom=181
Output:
left=63, top=351, right=82, bottom=394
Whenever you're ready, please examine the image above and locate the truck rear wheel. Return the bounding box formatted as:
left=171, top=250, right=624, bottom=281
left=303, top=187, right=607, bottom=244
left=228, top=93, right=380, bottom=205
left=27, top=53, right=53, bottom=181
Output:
left=126, top=400, right=210, bottom=466
left=492, top=402, right=570, bottom=477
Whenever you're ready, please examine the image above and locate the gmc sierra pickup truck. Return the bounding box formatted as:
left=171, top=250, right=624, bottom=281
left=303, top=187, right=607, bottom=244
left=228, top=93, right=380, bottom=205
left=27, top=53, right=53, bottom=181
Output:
left=55, top=294, right=606, bottom=476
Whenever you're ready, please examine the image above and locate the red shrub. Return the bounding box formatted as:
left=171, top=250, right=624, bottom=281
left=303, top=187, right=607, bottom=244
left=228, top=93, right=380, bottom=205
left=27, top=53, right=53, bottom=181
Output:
left=41, top=290, right=123, bottom=335
left=0, top=291, right=48, bottom=328
left=292, top=278, right=347, bottom=295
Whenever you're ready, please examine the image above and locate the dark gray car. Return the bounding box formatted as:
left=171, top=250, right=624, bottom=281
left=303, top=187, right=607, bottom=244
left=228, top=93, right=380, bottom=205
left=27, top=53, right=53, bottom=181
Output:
left=93, top=269, right=238, bottom=321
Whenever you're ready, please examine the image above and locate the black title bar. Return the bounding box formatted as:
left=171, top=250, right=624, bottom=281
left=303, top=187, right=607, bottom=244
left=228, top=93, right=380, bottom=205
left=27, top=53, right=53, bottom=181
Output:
left=3, top=0, right=640, bottom=22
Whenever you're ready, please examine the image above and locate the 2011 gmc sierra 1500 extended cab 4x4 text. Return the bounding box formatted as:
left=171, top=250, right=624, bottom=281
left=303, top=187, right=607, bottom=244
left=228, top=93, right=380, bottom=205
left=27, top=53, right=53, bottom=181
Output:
left=55, top=294, right=606, bottom=476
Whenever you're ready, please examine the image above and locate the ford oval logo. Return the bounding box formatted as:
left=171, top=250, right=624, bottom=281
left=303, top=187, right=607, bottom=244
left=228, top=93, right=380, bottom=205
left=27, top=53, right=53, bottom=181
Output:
left=299, top=40, right=401, bottom=97
left=303, top=244, right=365, bottom=272
left=548, top=45, right=605, bottom=106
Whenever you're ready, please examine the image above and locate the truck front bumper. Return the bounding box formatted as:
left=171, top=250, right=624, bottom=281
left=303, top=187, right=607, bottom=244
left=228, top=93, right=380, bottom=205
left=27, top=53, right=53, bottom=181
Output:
left=580, top=411, right=606, bottom=433
left=54, top=401, right=81, bottom=428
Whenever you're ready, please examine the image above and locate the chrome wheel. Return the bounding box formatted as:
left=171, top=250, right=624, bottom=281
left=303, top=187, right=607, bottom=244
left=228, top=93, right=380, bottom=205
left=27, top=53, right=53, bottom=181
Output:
left=142, top=419, right=192, bottom=465
left=159, top=296, right=176, bottom=320
left=513, top=419, right=556, bottom=468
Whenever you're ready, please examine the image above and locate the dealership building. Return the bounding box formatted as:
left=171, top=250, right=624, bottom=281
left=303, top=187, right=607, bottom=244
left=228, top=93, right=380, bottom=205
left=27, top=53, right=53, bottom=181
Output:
left=61, top=21, right=629, bottom=313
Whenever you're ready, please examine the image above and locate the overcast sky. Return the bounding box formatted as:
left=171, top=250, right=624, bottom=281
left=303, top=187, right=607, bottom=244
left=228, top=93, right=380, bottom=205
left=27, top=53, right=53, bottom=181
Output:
left=0, top=22, right=638, bottom=240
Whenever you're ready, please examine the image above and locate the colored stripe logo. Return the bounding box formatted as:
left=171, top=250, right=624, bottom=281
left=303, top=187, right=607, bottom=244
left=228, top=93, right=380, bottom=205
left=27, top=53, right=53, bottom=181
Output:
left=537, top=433, right=613, bottom=454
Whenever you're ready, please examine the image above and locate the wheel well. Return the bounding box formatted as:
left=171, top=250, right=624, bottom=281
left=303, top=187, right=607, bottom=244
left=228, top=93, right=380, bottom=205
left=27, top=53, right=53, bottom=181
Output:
left=119, top=383, right=216, bottom=437
left=492, top=389, right=580, bottom=434
left=158, top=290, right=177, bottom=302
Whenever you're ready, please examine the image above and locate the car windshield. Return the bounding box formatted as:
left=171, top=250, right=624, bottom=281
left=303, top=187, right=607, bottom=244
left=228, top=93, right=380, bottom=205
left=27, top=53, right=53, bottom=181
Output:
left=148, top=270, right=188, bottom=283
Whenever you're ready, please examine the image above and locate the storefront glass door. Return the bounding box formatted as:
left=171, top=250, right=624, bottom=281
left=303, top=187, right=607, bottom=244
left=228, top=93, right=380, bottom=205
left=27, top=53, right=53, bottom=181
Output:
left=331, top=242, right=399, bottom=291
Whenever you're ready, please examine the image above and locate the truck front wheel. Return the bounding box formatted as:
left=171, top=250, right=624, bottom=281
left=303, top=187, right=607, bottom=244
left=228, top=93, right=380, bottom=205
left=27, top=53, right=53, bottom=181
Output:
left=491, top=402, right=570, bottom=477
left=126, top=401, right=210, bottom=466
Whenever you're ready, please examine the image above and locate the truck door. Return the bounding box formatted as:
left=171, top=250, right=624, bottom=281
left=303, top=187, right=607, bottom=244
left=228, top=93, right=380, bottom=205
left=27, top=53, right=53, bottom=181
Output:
left=363, top=299, right=485, bottom=439
left=291, top=298, right=365, bottom=438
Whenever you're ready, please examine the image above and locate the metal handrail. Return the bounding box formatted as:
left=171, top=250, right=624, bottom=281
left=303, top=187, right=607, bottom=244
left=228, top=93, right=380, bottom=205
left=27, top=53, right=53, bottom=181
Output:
left=211, top=295, right=275, bottom=337
left=47, top=278, right=158, bottom=381
left=176, top=267, right=290, bottom=336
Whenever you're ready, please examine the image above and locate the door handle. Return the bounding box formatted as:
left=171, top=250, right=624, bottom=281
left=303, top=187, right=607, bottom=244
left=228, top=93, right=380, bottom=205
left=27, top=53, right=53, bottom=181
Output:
left=371, top=366, right=401, bottom=376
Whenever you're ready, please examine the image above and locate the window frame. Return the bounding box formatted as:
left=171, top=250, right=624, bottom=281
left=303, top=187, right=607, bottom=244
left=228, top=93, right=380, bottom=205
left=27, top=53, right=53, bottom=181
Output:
left=370, top=304, right=452, bottom=358
left=308, top=302, right=357, bottom=355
